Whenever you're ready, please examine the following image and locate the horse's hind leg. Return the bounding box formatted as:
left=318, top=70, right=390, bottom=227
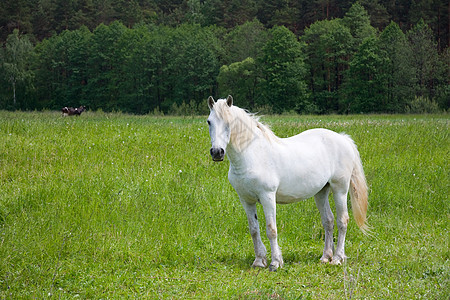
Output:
left=330, top=187, right=350, bottom=265
left=240, top=199, right=267, bottom=268
left=314, top=184, right=335, bottom=263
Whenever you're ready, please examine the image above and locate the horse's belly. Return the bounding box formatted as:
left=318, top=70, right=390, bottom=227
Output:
left=275, top=172, right=328, bottom=204
left=275, top=193, right=306, bottom=204
left=275, top=186, right=320, bottom=204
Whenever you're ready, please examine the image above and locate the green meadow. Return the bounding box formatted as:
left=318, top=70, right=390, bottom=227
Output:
left=0, top=111, right=448, bottom=299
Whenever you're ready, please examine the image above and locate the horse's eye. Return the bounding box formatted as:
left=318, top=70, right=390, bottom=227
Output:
left=207, top=120, right=211, bottom=125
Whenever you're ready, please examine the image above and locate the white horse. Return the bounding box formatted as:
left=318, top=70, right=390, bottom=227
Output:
left=207, top=95, right=369, bottom=271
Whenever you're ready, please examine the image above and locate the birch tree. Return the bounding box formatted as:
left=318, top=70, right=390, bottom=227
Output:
left=2, top=29, right=34, bottom=109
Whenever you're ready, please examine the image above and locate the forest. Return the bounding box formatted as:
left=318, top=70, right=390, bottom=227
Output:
left=0, top=0, right=448, bottom=114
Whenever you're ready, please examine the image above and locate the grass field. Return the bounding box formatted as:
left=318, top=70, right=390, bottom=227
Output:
left=0, top=111, right=448, bottom=299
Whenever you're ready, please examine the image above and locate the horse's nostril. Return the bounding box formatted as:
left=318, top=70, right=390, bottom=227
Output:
left=210, top=147, right=225, bottom=161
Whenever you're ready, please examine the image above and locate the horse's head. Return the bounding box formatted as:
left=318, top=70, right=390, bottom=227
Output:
left=207, top=95, right=233, bottom=161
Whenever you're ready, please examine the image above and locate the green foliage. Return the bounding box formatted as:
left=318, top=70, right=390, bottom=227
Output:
left=199, top=0, right=258, bottom=28
left=168, top=99, right=209, bottom=116
left=0, top=0, right=448, bottom=51
left=359, top=0, right=390, bottom=30
left=0, top=112, right=448, bottom=298
left=161, top=24, right=220, bottom=110
left=302, top=19, right=353, bottom=113
left=212, top=24, right=313, bottom=113
left=0, top=29, right=34, bottom=109
left=87, top=21, right=129, bottom=111
left=30, top=23, right=222, bottom=114
left=407, top=19, right=444, bottom=101
left=33, top=26, right=92, bottom=110
left=342, top=3, right=377, bottom=48
left=406, top=96, right=441, bottom=113
left=0, top=3, right=448, bottom=114
left=222, top=19, right=268, bottom=65
left=378, top=21, right=415, bottom=113
left=217, top=57, right=259, bottom=109
left=258, top=26, right=308, bottom=113
left=341, top=36, right=389, bottom=113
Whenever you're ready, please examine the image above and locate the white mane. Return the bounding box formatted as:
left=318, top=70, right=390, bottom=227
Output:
left=213, top=100, right=277, bottom=152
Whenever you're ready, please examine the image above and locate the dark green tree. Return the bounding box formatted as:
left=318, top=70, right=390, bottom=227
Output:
left=378, top=21, right=414, bottom=112
left=52, top=0, right=77, bottom=31
left=341, top=36, right=389, bottom=113
left=94, top=0, right=117, bottom=25
left=408, top=0, right=448, bottom=51
left=266, top=0, right=302, bottom=33
left=201, top=0, right=258, bottom=28
left=302, top=19, right=353, bottom=113
left=258, top=26, right=309, bottom=113
left=217, top=57, right=259, bottom=109
left=31, top=0, right=54, bottom=40
left=406, top=19, right=442, bottom=101
left=435, top=49, right=449, bottom=110
left=33, top=26, right=92, bottom=110
left=112, top=25, right=155, bottom=113
left=186, top=0, right=207, bottom=25
left=87, top=21, right=128, bottom=111
left=113, top=0, right=143, bottom=27
left=223, top=19, right=268, bottom=64
left=0, top=0, right=34, bottom=41
left=359, top=0, right=390, bottom=30
left=342, top=3, right=377, bottom=49
left=160, top=24, right=221, bottom=111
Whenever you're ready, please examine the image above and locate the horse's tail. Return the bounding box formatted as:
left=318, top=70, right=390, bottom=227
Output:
left=345, top=135, right=370, bottom=235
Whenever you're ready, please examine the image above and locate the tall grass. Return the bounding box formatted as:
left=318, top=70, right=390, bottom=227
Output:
left=0, top=111, right=448, bottom=298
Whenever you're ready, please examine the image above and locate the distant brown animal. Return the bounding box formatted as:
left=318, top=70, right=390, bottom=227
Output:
left=61, top=106, right=86, bottom=116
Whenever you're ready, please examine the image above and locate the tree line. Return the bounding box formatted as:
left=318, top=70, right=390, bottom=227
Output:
left=1, top=0, right=448, bottom=50
left=0, top=3, right=448, bottom=114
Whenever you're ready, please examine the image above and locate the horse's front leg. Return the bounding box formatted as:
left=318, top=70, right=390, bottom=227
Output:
left=240, top=199, right=267, bottom=268
left=261, top=193, right=284, bottom=271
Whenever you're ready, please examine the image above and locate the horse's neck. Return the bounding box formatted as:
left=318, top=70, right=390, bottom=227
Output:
left=226, top=145, right=248, bottom=175
left=227, top=125, right=270, bottom=171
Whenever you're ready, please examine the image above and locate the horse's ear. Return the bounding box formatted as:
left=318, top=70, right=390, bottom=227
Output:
left=208, top=96, right=215, bottom=109
left=226, top=95, right=233, bottom=107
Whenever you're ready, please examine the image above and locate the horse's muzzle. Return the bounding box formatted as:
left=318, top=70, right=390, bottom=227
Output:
left=210, top=147, right=225, bottom=161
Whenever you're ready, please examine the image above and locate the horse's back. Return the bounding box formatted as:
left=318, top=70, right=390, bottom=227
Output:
left=286, top=128, right=355, bottom=158
left=272, top=128, right=356, bottom=201
left=288, top=127, right=344, bottom=141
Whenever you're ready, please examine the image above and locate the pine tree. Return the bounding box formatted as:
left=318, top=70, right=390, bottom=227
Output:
left=342, top=3, right=377, bottom=48
left=407, top=19, right=441, bottom=100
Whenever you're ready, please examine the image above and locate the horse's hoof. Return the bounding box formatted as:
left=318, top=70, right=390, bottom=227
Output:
left=268, top=260, right=283, bottom=272
left=320, top=256, right=331, bottom=264
left=330, top=259, right=342, bottom=265
left=252, top=257, right=267, bottom=268
left=330, top=255, right=346, bottom=265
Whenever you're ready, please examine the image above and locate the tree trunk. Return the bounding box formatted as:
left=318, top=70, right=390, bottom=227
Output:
left=12, top=80, right=16, bottom=108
